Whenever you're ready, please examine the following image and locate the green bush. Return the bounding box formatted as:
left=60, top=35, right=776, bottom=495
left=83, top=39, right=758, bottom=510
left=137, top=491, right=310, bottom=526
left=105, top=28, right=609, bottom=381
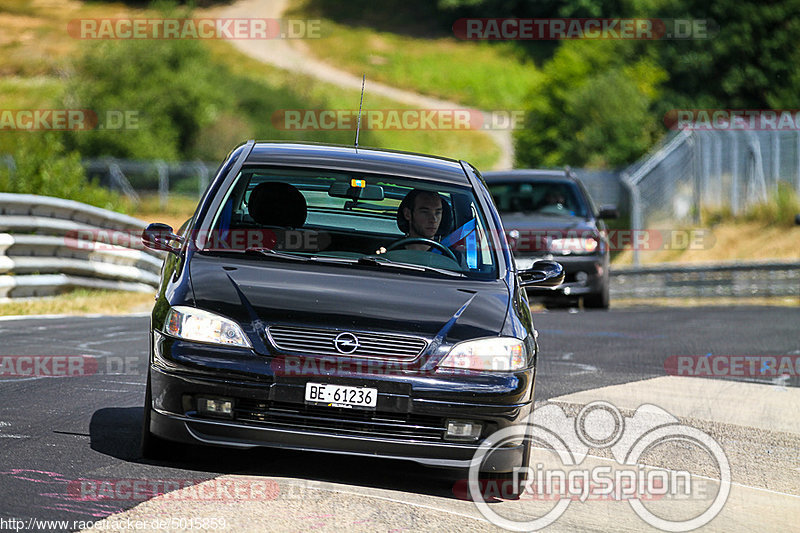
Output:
left=65, top=38, right=226, bottom=160
left=0, top=133, right=125, bottom=211
left=514, top=40, right=666, bottom=169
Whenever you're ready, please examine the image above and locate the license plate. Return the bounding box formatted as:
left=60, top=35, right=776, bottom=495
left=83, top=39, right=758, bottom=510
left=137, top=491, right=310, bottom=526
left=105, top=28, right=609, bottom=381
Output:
left=304, top=382, right=378, bottom=409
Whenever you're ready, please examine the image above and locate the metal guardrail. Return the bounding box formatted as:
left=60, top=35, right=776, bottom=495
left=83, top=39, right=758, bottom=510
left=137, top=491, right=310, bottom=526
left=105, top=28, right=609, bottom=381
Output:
left=0, top=193, right=163, bottom=299
left=610, top=261, right=800, bottom=299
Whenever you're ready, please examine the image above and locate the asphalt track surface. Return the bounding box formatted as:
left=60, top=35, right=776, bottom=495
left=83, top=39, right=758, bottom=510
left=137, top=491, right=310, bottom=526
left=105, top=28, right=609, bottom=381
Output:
left=0, top=307, right=797, bottom=532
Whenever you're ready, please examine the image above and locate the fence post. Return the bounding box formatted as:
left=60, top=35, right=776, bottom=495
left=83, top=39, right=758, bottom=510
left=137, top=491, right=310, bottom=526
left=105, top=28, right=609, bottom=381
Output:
left=796, top=130, right=800, bottom=197
left=730, top=133, right=740, bottom=215
left=713, top=133, right=722, bottom=207
left=689, top=132, right=701, bottom=224
left=156, top=161, right=169, bottom=209
left=771, top=131, right=780, bottom=188
left=195, top=160, right=210, bottom=197
left=2, top=155, right=16, bottom=186
left=108, top=160, right=140, bottom=203
left=621, top=171, right=641, bottom=267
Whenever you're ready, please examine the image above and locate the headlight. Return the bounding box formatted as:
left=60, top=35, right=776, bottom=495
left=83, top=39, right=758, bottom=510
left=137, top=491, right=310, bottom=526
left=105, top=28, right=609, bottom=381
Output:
left=439, top=337, right=527, bottom=371
left=549, top=237, right=598, bottom=254
left=164, top=306, right=252, bottom=348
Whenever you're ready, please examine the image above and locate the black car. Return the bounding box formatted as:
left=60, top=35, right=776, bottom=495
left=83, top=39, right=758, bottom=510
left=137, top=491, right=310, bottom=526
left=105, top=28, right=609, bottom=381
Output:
left=483, top=169, right=617, bottom=309
left=140, top=141, right=563, bottom=478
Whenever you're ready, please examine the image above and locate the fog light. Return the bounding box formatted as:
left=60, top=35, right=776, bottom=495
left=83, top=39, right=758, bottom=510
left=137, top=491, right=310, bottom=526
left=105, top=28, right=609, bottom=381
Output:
left=197, top=397, right=233, bottom=419
left=575, top=271, right=588, bottom=284
left=445, top=419, right=482, bottom=441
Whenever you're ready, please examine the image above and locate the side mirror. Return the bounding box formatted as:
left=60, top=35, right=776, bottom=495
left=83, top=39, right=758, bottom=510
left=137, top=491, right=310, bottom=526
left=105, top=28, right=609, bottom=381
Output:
left=142, top=223, right=184, bottom=255
left=598, top=206, right=619, bottom=219
left=519, top=260, right=564, bottom=288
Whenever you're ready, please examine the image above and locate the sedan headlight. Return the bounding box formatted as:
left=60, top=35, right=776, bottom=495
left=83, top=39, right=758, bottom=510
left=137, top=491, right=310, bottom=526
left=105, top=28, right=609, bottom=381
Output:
left=439, top=337, right=527, bottom=371
left=164, top=306, right=251, bottom=348
left=549, top=236, right=598, bottom=254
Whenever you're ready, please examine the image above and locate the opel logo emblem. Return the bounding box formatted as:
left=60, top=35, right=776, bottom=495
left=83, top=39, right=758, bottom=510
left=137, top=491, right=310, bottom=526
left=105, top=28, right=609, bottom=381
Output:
left=333, top=332, right=359, bottom=354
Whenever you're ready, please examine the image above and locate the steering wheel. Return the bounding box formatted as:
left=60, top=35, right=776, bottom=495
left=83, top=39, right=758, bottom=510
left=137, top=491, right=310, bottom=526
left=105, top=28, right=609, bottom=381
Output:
left=386, top=237, right=458, bottom=261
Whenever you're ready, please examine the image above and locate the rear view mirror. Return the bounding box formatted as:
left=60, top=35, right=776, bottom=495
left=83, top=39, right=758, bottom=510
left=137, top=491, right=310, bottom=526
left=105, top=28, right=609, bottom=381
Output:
left=329, top=181, right=385, bottom=201
left=519, top=260, right=564, bottom=288
left=598, top=205, right=619, bottom=219
left=142, top=222, right=183, bottom=255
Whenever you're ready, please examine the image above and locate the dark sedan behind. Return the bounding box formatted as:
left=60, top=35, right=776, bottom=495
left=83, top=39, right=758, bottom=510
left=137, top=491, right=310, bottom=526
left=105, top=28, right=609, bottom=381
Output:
left=484, top=169, right=617, bottom=308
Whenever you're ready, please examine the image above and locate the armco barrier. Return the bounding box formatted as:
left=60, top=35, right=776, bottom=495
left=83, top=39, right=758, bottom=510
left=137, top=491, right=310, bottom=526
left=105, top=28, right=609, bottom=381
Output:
left=0, top=193, right=163, bottom=298
left=610, top=261, right=800, bottom=299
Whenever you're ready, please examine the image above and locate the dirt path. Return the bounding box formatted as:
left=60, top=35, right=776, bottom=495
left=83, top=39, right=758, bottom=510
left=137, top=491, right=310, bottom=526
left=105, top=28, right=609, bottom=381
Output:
left=215, top=0, right=514, bottom=169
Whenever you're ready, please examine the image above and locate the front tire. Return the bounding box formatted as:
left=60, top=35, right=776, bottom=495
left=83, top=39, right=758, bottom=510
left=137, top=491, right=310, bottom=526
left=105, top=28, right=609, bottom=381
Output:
left=583, top=281, right=610, bottom=309
left=140, top=371, right=173, bottom=459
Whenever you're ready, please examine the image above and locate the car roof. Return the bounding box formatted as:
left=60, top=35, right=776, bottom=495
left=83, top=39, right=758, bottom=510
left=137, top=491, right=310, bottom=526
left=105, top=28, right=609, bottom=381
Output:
left=482, top=169, right=576, bottom=183
left=245, top=142, right=471, bottom=186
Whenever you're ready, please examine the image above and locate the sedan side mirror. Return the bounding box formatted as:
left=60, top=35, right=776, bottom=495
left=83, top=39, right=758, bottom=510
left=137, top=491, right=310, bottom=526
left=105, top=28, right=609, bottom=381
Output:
left=519, top=260, right=564, bottom=288
left=598, top=206, right=619, bottom=219
left=142, top=222, right=184, bottom=255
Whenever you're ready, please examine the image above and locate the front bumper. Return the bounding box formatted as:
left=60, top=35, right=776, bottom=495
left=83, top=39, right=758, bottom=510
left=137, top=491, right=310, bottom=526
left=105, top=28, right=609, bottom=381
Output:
left=147, top=334, right=535, bottom=472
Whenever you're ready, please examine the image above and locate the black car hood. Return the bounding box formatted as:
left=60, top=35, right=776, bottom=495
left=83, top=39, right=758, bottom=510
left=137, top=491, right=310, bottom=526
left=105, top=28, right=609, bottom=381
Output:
left=188, top=254, right=510, bottom=349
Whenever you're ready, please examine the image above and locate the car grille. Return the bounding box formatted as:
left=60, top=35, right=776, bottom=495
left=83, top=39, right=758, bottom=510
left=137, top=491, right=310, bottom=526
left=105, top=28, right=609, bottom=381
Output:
left=267, top=326, right=427, bottom=360
left=234, top=399, right=446, bottom=441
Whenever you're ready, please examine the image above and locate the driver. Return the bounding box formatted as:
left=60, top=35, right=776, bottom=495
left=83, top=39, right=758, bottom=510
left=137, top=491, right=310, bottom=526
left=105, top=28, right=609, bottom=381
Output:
left=401, top=189, right=443, bottom=250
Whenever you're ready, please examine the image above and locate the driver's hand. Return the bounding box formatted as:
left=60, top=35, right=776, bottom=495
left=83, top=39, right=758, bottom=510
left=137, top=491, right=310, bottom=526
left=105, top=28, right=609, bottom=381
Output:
left=375, top=246, right=387, bottom=254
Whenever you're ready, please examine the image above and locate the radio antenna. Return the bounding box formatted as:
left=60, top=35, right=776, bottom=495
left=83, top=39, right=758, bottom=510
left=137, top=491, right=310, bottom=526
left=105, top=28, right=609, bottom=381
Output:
left=355, top=74, right=365, bottom=148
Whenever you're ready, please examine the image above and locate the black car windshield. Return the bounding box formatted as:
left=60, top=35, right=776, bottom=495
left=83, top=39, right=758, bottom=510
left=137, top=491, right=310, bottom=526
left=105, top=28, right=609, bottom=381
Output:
left=199, top=166, right=499, bottom=279
left=488, top=180, right=588, bottom=218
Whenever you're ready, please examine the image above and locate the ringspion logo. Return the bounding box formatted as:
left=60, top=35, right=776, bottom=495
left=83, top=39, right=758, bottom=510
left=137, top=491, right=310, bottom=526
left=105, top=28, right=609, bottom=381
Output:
left=466, top=401, right=730, bottom=531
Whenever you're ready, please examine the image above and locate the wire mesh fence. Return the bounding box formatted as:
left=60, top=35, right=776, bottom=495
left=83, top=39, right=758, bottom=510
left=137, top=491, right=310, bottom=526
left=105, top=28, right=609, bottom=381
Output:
left=622, top=129, right=800, bottom=264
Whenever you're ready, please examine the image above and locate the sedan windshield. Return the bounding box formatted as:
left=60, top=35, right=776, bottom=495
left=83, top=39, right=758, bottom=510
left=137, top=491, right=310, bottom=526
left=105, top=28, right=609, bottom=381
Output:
left=199, top=166, right=499, bottom=278
left=488, top=180, right=588, bottom=218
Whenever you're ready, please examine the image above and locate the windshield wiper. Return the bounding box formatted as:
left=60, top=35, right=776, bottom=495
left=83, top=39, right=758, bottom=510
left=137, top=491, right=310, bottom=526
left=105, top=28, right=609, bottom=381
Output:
left=245, top=248, right=368, bottom=265
left=244, top=249, right=466, bottom=277
left=358, top=256, right=466, bottom=277
left=245, top=247, right=312, bottom=261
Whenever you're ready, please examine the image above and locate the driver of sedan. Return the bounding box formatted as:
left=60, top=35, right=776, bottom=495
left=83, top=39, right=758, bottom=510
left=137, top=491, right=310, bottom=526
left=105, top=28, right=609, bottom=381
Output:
left=401, top=189, right=443, bottom=250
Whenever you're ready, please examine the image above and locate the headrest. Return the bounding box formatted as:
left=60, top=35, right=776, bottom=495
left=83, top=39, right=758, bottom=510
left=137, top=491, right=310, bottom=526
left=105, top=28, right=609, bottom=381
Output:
left=248, top=182, right=307, bottom=228
left=396, top=189, right=453, bottom=238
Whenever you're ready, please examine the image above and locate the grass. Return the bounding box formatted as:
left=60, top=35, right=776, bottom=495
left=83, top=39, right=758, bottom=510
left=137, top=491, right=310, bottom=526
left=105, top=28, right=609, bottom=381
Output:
left=0, top=288, right=155, bottom=316
left=289, top=0, right=541, bottom=111
left=127, top=193, right=199, bottom=231
left=0, top=0, right=501, bottom=170
left=613, top=186, right=800, bottom=265
left=201, top=37, right=501, bottom=169
left=612, top=221, right=800, bottom=265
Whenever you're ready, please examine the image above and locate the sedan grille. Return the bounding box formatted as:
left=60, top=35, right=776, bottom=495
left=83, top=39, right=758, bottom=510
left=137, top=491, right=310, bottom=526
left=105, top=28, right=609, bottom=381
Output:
left=267, top=326, right=427, bottom=360
left=235, top=399, right=446, bottom=441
